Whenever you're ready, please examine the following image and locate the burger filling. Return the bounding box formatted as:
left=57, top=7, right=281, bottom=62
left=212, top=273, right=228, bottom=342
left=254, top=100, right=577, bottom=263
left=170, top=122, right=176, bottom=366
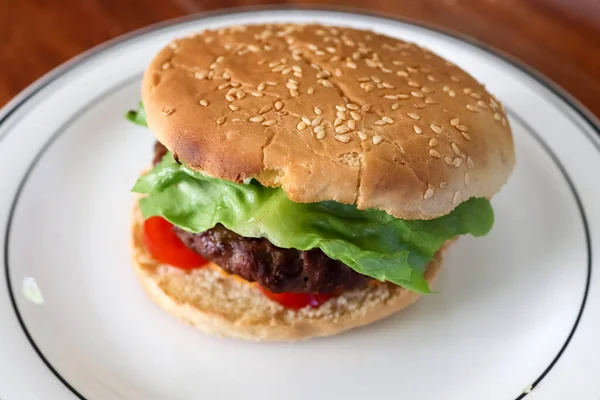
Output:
left=130, top=104, right=495, bottom=295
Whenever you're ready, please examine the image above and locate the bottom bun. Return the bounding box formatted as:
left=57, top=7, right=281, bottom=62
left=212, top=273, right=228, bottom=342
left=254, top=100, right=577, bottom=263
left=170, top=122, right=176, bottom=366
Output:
left=130, top=202, right=450, bottom=341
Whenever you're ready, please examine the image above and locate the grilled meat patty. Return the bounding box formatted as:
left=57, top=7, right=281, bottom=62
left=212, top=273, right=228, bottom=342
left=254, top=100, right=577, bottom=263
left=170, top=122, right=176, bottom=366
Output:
left=153, top=142, right=370, bottom=294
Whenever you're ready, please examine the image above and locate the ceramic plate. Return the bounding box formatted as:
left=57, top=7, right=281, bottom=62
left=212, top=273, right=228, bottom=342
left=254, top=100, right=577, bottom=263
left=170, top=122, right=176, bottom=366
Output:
left=1, top=8, right=599, bottom=400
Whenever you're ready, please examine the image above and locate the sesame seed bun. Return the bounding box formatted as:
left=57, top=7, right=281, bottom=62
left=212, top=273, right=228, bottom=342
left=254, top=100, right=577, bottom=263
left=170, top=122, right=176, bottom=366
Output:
left=130, top=201, right=448, bottom=341
left=141, top=23, right=515, bottom=220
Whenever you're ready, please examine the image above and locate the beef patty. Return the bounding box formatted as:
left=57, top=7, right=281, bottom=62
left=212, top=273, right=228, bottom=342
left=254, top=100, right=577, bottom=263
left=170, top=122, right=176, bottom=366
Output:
left=153, top=142, right=370, bottom=294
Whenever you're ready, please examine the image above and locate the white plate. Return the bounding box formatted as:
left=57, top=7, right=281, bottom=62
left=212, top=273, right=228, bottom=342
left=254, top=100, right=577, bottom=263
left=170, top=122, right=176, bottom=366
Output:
left=1, top=8, right=599, bottom=400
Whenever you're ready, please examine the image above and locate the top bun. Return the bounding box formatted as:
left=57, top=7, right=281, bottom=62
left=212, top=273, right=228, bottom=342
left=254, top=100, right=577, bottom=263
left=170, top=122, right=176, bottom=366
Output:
left=142, top=24, right=515, bottom=220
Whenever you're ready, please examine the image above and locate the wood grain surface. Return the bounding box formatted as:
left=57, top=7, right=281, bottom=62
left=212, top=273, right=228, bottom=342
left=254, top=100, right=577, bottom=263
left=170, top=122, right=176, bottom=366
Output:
left=1, top=0, right=599, bottom=115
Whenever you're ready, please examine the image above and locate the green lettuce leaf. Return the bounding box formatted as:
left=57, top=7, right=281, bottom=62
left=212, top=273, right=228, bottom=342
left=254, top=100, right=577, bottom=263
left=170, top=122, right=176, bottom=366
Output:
left=132, top=153, right=494, bottom=293
left=126, top=102, right=147, bottom=126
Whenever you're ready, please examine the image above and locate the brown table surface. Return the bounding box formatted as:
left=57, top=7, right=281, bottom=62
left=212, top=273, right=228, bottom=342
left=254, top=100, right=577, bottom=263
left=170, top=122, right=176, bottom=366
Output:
left=1, top=0, right=599, bottom=116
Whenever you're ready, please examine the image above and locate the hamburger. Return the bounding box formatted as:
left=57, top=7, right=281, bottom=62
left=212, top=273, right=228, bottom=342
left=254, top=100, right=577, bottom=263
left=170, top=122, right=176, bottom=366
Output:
left=127, top=23, right=515, bottom=341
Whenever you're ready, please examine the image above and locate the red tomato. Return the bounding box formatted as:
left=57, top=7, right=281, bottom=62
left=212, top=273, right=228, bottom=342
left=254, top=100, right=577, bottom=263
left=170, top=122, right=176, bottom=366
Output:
left=260, top=287, right=333, bottom=310
left=143, top=216, right=208, bottom=270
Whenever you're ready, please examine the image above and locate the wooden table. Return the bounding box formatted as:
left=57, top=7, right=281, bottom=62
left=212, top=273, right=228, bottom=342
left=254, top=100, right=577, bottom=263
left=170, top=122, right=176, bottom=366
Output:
left=1, top=0, right=599, bottom=116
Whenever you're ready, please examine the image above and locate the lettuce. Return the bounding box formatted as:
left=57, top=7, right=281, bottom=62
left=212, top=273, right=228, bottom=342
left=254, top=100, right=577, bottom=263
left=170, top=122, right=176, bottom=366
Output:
left=132, top=153, right=494, bottom=293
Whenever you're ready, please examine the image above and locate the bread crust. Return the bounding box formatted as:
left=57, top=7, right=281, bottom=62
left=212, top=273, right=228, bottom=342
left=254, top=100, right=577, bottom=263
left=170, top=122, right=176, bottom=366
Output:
left=142, top=23, right=514, bottom=220
left=131, top=202, right=448, bottom=341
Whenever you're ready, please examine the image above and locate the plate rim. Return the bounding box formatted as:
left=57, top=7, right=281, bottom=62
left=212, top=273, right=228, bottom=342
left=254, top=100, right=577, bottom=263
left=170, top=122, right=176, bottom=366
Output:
left=0, top=6, right=598, bottom=400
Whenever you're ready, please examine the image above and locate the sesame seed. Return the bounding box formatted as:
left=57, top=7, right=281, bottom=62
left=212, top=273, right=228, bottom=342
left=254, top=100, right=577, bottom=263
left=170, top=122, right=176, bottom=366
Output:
left=336, top=105, right=347, bottom=112
left=259, top=105, right=272, bottom=114
left=451, top=143, right=461, bottom=155
left=382, top=82, right=395, bottom=89
left=266, top=81, right=278, bottom=86
left=375, top=119, right=387, bottom=126
left=443, top=85, right=450, bottom=92
left=477, top=100, right=488, bottom=109
left=471, top=92, right=482, bottom=99
left=466, top=104, right=479, bottom=112
left=199, top=99, right=209, bottom=107
left=307, top=87, right=315, bottom=94
left=450, top=118, right=460, bottom=126
left=502, top=118, right=507, bottom=127
left=162, top=108, right=175, bottom=116
left=463, top=88, right=473, bottom=94
left=450, top=76, right=461, bottom=83
left=218, top=82, right=230, bottom=90
left=391, top=103, right=399, bottom=110
left=335, top=134, right=351, bottom=143
left=232, top=118, right=242, bottom=123
left=358, top=76, right=370, bottom=82
left=372, top=135, right=383, bottom=145
left=161, top=62, right=171, bottom=70
left=413, top=125, right=422, bottom=134
left=216, top=116, right=226, bottom=125
left=448, top=90, right=456, bottom=97
left=216, top=56, right=224, bottom=63
left=249, top=115, right=264, bottom=123
left=251, top=91, right=264, bottom=98
left=421, top=86, right=434, bottom=93
left=348, top=120, right=356, bottom=130
left=335, top=125, right=350, bottom=134
left=335, top=68, right=343, bottom=77
left=362, top=104, right=372, bottom=112
left=257, top=83, right=266, bottom=91
left=397, top=70, right=409, bottom=77
left=195, top=71, right=207, bottom=79
left=398, top=94, right=410, bottom=99
left=382, top=116, right=394, bottom=124
left=311, top=117, right=322, bottom=127
left=321, top=80, right=334, bottom=88
left=453, top=191, right=461, bottom=205
left=295, top=120, right=307, bottom=130
left=467, top=156, right=474, bottom=169
left=281, top=67, right=293, bottom=75
left=347, top=61, right=357, bottom=69
left=427, top=75, right=437, bottom=82
left=272, top=65, right=285, bottom=72
left=336, top=111, right=347, bottom=120
left=384, top=95, right=398, bottom=100
left=333, top=118, right=343, bottom=127
left=429, top=149, right=441, bottom=158
left=365, top=84, right=375, bottom=92
left=494, top=112, right=502, bottom=121
left=315, top=51, right=325, bottom=56
left=229, top=104, right=239, bottom=111
left=423, top=187, right=435, bottom=200
left=314, top=125, right=324, bottom=134
left=314, top=106, right=322, bottom=115
left=462, top=132, right=471, bottom=141
left=222, top=71, right=231, bottom=80
left=316, top=131, right=326, bottom=139
left=236, top=91, right=246, bottom=100
left=464, top=173, right=470, bottom=186
left=262, top=120, right=277, bottom=127
left=429, top=138, right=438, bottom=147
left=357, top=130, right=367, bottom=140
left=286, top=82, right=298, bottom=90
left=444, top=157, right=453, bottom=165
left=411, top=91, right=424, bottom=98
left=456, top=125, right=468, bottom=132
left=302, top=117, right=311, bottom=125
left=454, top=158, right=463, bottom=167
left=440, top=182, right=448, bottom=189
left=424, top=97, right=436, bottom=104
left=430, top=124, right=443, bottom=134
left=290, top=89, right=299, bottom=97
left=346, top=103, right=359, bottom=110
left=408, top=81, right=420, bottom=88
left=350, top=111, right=361, bottom=121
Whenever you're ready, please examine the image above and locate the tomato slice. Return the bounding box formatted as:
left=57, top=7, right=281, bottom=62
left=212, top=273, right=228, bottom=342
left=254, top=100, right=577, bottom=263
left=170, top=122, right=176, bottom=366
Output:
left=143, top=216, right=208, bottom=270
left=260, top=287, right=333, bottom=310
